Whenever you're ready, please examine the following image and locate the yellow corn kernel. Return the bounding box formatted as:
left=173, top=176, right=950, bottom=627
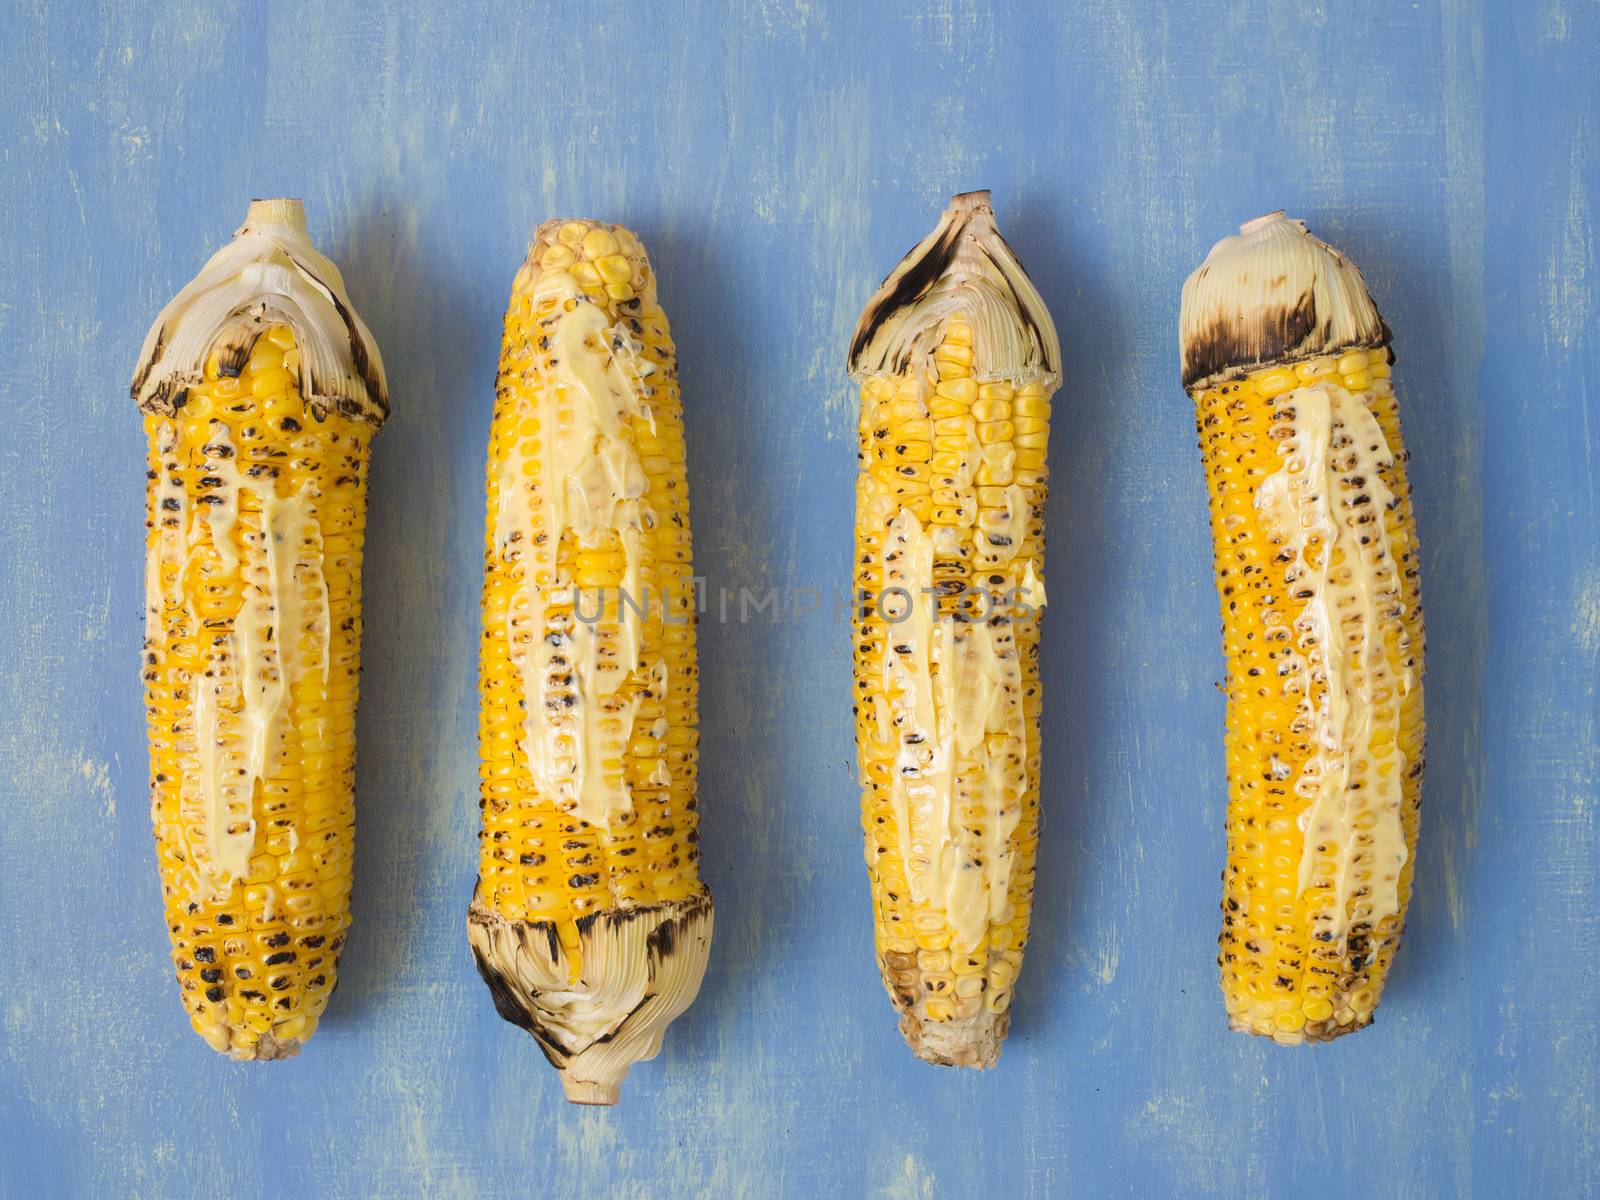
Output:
left=977, top=420, right=1015, bottom=445
left=1302, top=997, right=1335, bottom=1022
left=1249, top=366, right=1298, bottom=397
left=596, top=254, right=632, bottom=284
left=249, top=366, right=295, bottom=400
left=581, top=228, right=620, bottom=260
left=935, top=377, right=978, bottom=404
left=540, top=244, right=576, bottom=270
left=1294, top=356, right=1337, bottom=382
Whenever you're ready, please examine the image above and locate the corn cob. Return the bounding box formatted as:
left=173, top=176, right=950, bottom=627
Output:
left=469, top=219, right=712, bottom=1105
left=1179, top=212, right=1425, bottom=1043
left=847, top=192, right=1058, bottom=1067
left=131, top=198, right=387, bottom=1059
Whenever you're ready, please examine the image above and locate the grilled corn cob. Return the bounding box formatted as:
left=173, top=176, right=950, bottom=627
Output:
left=1179, top=212, right=1425, bottom=1043
left=847, top=192, right=1058, bottom=1067
left=469, top=219, right=712, bottom=1105
left=132, top=198, right=387, bottom=1059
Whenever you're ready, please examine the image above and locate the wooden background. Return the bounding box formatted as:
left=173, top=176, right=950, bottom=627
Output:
left=1, top=1, right=1595, bottom=1196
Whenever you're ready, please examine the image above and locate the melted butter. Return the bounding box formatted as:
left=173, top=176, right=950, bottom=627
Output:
left=1016, top=559, right=1047, bottom=610
left=976, top=483, right=1030, bottom=567
left=147, top=418, right=331, bottom=898
left=1254, top=382, right=1409, bottom=938
left=880, top=509, right=1027, bottom=953
left=496, top=269, right=660, bottom=830
left=191, top=658, right=239, bottom=886
left=238, top=485, right=323, bottom=775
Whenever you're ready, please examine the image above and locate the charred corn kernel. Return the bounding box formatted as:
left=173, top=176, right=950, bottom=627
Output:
left=469, top=218, right=713, bottom=1106
left=132, top=199, right=388, bottom=1061
left=1180, top=212, right=1424, bottom=1046
left=848, top=192, right=1059, bottom=1069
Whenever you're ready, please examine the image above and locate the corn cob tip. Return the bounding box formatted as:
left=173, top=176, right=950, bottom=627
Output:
left=468, top=892, right=713, bottom=1105
left=508, top=217, right=658, bottom=309
left=848, top=189, right=1059, bottom=386
left=562, top=1077, right=621, bottom=1106
left=242, top=1031, right=303, bottom=1062
left=899, top=1008, right=1008, bottom=1069
left=241, top=197, right=307, bottom=233
left=1179, top=211, right=1391, bottom=392
left=132, top=198, right=388, bottom=424
left=1231, top=1010, right=1374, bottom=1046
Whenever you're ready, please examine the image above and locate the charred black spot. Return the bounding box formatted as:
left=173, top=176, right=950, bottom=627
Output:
left=848, top=219, right=963, bottom=368
left=130, top=323, right=167, bottom=402
left=1182, top=288, right=1392, bottom=390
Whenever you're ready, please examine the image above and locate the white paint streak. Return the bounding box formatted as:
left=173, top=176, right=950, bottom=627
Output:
left=877, top=1153, right=937, bottom=1200
left=1546, top=109, right=1594, bottom=352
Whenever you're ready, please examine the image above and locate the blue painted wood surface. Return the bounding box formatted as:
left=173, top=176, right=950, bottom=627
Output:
left=1, top=1, right=1595, bottom=1196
